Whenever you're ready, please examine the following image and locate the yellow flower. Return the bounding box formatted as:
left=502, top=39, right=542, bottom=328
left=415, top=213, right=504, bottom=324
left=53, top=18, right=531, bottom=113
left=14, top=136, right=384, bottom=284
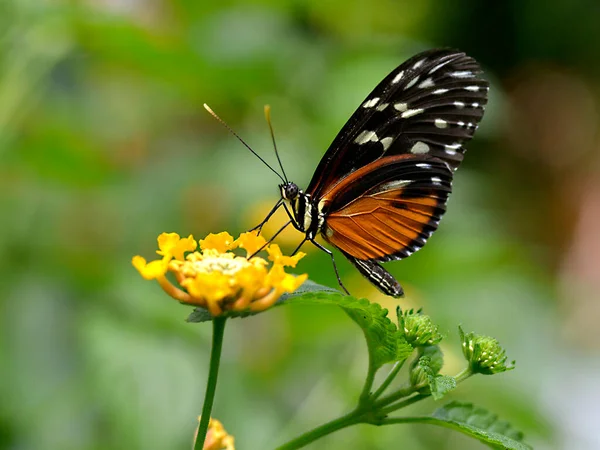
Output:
left=199, top=232, right=235, bottom=253
left=157, top=232, right=196, bottom=261
left=235, top=232, right=267, bottom=256
left=133, top=231, right=307, bottom=316
left=196, top=417, right=235, bottom=450
left=267, top=244, right=306, bottom=268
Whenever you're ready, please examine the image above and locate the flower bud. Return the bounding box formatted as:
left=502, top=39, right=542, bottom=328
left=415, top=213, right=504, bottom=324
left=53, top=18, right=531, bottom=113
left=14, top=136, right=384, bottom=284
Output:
left=459, top=326, right=515, bottom=375
left=398, top=307, right=443, bottom=347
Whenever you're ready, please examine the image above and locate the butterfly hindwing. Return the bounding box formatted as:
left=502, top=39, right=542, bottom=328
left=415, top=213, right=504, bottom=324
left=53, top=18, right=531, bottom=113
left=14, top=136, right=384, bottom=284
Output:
left=306, top=49, right=488, bottom=199
left=320, top=155, right=453, bottom=262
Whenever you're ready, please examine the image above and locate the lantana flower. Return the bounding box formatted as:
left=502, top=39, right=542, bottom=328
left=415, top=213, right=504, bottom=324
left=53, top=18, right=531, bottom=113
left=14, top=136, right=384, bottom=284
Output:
left=195, top=417, right=235, bottom=450
left=133, top=231, right=307, bottom=316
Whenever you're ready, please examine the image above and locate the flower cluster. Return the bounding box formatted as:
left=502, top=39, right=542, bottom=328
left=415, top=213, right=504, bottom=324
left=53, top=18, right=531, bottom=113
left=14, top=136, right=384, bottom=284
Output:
left=398, top=308, right=443, bottom=347
left=133, top=231, right=307, bottom=316
left=459, top=326, right=515, bottom=375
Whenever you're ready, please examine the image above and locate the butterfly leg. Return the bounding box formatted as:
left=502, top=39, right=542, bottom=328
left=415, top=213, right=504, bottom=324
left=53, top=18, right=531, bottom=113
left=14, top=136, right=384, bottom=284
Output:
left=248, top=220, right=291, bottom=259
left=291, top=237, right=307, bottom=256
left=248, top=199, right=283, bottom=234
left=309, top=239, right=350, bottom=295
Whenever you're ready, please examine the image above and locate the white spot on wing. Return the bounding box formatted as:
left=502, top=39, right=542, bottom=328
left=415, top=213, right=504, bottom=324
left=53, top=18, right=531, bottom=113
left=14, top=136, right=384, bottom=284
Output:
left=457, top=121, right=465, bottom=127
left=418, top=77, right=435, bottom=89
left=376, top=102, right=389, bottom=111
left=431, top=177, right=442, bottom=185
left=362, top=97, right=380, bottom=108
left=472, top=102, right=479, bottom=108
left=434, top=118, right=448, bottom=129
left=354, top=130, right=379, bottom=145
left=380, top=137, right=393, bottom=151
left=445, top=143, right=461, bottom=155
left=429, top=59, right=452, bottom=74
left=465, top=85, right=480, bottom=92
left=416, top=163, right=432, bottom=169
left=404, top=76, right=420, bottom=90
left=413, top=59, right=425, bottom=69
left=392, top=70, right=404, bottom=84
left=411, top=141, right=430, bottom=154
left=401, top=108, right=424, bottom=118
left=394, top=102, right=408, bottom=112
left=377, top=179, right=412, bottom=193
left=454, top=101, right=465, bottom=109
left=450, top=71, right=473, bottom=78
left=432, top=88, right=449, bottom=95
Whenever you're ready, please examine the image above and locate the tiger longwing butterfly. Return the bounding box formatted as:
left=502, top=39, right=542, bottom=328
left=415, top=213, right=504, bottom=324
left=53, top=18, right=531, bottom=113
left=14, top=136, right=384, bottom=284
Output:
left=207, top=49, right=489, bottom=297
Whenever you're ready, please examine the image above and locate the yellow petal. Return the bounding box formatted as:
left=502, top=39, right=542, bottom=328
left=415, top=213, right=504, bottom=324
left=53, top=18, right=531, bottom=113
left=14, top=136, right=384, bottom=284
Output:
left=157, top=233, right=196, bottom=261
left=200, top=232, right=236, bottom=253
left=267, top=244, right=305, bottom=267
left=132, top=256, right=168, bottom=280
left=235, top=232, right=268, bottom=256
left=280, top=272, right=308, bottom=293
left=236, top=264, right=267, bottom=297
left=184, top=272, right=233, bottom=305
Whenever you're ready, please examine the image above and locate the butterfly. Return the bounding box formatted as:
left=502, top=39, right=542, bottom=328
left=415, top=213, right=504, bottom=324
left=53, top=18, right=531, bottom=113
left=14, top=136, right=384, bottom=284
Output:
left=206, top=49, right=489, bottom=297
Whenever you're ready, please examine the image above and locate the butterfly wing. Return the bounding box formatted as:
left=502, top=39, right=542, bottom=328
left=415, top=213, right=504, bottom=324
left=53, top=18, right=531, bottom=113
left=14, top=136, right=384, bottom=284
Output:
left=306, top=49, right=488, bottom=199
left=342, top=254, right=405, bottom=298
left=320, top=155, right=453, bottom=262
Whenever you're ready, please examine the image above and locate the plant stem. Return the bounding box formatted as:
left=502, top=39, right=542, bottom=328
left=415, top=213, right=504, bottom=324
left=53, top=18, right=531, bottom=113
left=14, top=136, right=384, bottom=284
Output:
left=276, top=409, right=364, bottom=450
left=454, top=367, right=472, bottom=384
left=358, top=356, right=376, bottom=403
left=371, top=360, right=405, bottom=400
left=377, top=393, right=429, bottom=416
left=372, top=384, right=417, bottom=409
left=194, top=317, right=227, bottom=450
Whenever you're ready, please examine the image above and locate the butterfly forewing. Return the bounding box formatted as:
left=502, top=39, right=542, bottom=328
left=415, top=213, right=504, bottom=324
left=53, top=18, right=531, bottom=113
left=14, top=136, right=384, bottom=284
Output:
left=306, top=49, right=488, bottom=199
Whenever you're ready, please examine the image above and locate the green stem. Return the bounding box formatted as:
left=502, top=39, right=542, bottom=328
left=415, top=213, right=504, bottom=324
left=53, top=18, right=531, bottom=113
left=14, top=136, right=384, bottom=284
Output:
left=454, top=367, right=473, bottom=384
left=371, top=360, right=405, bottom=400
left=377, top=393, right=429, bottom=416
left=358, top=357, right=376, bottom=403
left=276, top=409, right=364, bottom=450
left=372, top=384, right=417, bottom=409
left=194, top=317, right=227, bottom=450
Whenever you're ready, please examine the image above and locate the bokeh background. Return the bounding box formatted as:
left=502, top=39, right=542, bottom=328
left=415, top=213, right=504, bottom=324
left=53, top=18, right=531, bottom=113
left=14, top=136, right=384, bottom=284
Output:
left=2, top=1, right=600, bottom=449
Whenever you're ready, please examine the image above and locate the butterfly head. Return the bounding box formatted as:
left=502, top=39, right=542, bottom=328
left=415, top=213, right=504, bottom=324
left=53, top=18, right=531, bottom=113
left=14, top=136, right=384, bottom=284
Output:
left=280, top=182, right=299, bottom=201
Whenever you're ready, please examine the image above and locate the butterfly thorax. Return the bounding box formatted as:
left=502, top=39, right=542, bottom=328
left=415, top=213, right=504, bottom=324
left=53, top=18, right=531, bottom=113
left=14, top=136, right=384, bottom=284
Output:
left=280, top=182, right=324, bottom=239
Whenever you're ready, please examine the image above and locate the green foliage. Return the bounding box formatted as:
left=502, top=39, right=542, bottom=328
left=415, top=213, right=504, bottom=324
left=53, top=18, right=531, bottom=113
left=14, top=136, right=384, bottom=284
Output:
left=421, top=402, right=530, bottom=450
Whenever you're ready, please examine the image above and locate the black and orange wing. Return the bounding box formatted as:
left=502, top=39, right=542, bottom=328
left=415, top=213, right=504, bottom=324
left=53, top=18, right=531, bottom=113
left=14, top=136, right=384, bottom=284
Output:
left=306, top=49, right=488, bottom=199
left=319, top=155, right=453, bottom=296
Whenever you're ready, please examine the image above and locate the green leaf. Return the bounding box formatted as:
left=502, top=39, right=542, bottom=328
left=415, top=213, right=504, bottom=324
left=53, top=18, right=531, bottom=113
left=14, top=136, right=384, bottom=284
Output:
left=429, top=375, right=456, bottom=400
left=186, top=280, right=409, bottom=370
left=409, top=402, right=530, bottom=449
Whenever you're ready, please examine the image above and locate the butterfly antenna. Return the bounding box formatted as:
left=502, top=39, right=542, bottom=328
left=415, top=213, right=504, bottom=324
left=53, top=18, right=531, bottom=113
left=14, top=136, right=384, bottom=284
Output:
left=203, top=103, right=286, bottom=183
left=264, top=105, right=289, bottom=183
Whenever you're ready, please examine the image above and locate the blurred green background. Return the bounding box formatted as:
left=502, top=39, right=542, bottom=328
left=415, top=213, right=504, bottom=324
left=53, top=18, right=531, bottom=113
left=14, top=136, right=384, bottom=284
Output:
left=2, top=0, right=600, bottom=449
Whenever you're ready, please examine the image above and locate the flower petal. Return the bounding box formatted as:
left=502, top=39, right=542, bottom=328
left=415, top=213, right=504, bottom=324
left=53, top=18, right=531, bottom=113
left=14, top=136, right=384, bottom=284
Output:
left=200, top=232, right=236, bottom=253
left=267, top=244, right=305, bottom=267
left=132, top=256, right=168, bottom=280
left=235, top=232, right=267, bottom=256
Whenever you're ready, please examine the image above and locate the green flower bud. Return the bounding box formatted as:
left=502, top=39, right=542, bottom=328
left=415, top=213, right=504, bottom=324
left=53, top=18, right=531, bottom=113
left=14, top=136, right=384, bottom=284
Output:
left=459, top=326, right=515, bottom=375
left=397, top=307, right=443, bottom=347
left=409, top=346, right=444, bottom=388
left=409, top=355, right=432, bottom=388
